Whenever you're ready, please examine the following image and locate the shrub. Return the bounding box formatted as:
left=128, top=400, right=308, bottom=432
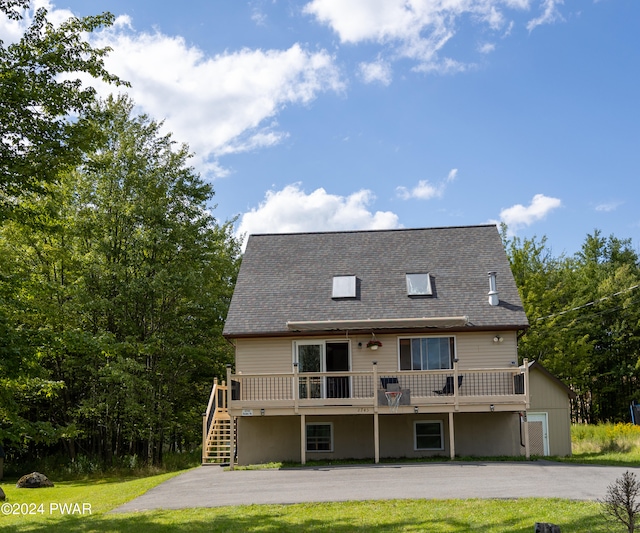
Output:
left=600, top=470, right=640, bottom=532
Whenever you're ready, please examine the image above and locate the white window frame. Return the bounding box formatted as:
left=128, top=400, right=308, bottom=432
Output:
left=414, top=420, right=444, bottom=451
left=306, top=422, right=334, bottom=452
left=398, top=335, right=456, bottom=371
left=293, top=340, right=352, bottom=400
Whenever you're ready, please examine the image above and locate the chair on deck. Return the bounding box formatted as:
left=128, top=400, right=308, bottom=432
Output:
left=380, top=377, right=399, bottom=390
left=434, top=375, right=463, bottom=395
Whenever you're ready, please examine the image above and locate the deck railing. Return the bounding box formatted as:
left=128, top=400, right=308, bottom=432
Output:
left=226, top=362, right=528, bottom=409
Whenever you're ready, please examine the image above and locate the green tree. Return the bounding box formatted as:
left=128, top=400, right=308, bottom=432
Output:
left=2, top=96, right=240, bottom=465
left=506, top=227, right=640, bottom=423
left=568, top=232, right=640, bottom=422
left=0, top=0, right=125, bottom=220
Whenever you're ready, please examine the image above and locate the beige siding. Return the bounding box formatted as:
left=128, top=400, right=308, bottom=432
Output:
left=529, top=368, right=573, bottom=456
left=236, top=412, right=524, bottom=465
left=235, top=331, right=519, bottom=374
left=455, top=331, right=518, bottom=369
left=454, top=412, right=523, bottom=456
left=237, top=416, right=300, bottom=464
left=235, top=338, right=293, bottom=374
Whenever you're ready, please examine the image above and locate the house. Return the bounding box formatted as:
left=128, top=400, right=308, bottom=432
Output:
left=203, top=224, right=574, bottom=465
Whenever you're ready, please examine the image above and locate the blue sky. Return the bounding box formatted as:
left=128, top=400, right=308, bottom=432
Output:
left=3, top=1, right=639, bottom=255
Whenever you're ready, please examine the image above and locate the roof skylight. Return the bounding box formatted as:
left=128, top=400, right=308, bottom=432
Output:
left=406, top=273, right=432, bottom=296
left=332, top=275, right=356, bottom=298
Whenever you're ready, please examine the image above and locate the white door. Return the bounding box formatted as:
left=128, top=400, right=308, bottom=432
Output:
left=528, top=412, right=549, bottom=456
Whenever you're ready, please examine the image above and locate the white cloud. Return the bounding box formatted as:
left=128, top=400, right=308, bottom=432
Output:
left=1, top=2, right=344, bottom=179
left=0, top=0, right=76, bottom=44
left=304, top=0, right=565, bottom=72
left=396, top=169, right=458, bottom=200
left=251, top=7, right=268, bottom=26
left=595, top=201, right=622, bottom=213
left=236, top=183, right=400, bottom=248
left=527, top=0, right=564, bottom=32
left=87, top=26, right=344, bottom=177
left=358, top=59, right=393, bottom=85
left=499, top=193, right=562, bottom=230
left=478, top=42, right=496, bottom=54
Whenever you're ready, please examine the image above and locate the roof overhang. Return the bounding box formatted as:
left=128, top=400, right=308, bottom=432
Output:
left=286, top=316, right=470, bottom=332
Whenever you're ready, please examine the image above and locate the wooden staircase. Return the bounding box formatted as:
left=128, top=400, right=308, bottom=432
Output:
left=202, top=379, right=233, bottom=464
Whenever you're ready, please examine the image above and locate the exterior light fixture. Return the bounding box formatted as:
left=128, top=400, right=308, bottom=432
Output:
left=490, top=404, right=495, bottom=412
left=260, top=409, right=265, bottom=416
left=493, top=335, right=503, bottom=343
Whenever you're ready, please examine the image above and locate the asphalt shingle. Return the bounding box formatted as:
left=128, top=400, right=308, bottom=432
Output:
left=223, top=224, right=529, bottom=337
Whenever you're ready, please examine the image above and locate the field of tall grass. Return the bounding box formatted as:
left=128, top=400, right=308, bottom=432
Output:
left=569, top=422, right=640, bottom=465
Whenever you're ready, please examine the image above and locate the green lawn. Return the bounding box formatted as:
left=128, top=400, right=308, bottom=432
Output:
left=0, top=473, right=610, bottom=532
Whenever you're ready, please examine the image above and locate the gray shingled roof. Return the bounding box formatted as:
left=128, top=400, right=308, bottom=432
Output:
left=223, top=224, right=529, bottom=338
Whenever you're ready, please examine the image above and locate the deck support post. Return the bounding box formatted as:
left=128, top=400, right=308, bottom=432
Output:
left=226, top=365, right=235, bottom=470
left=453, top=360, right=460, bottom=411
left=372, top=361, right=380, bottom=464
left=523, top=411, right=530, bottom=459
left=293, top=362, right=299, bottom=414
left=374, top=412, right=380, bottom=464
left=522, top=358, right=530, bottom=460
left=300, top=413, right=306, bottom=465
left=449, top=412, right=455, bottom=459
left=201, top=411, right=207, bottom=464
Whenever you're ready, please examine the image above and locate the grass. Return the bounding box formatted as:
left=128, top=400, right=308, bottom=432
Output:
left=554, top=422, right=640, bottom=466
left=0, top=484, right=610, bottom=533
left=0, top=471, right=183, bottom=529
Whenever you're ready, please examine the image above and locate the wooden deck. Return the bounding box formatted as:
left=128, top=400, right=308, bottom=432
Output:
left=224, top=362, right=529, bottom=416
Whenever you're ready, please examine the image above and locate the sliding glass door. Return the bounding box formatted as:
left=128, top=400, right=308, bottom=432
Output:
left=296, top=341, right=350, bottom=399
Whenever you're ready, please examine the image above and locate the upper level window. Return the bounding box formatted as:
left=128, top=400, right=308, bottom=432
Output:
left=406, top=273, right=432, bottom=296
left=399, top=336, right=454, bottom=371
left=332, top=275, right=356, bottom=298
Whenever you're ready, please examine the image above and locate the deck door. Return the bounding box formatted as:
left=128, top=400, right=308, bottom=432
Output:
left=295, top=341, right=350, bottom=399
left=325, top=341, right=350, bottom=398
left=297, top=342, right=323, bottom=398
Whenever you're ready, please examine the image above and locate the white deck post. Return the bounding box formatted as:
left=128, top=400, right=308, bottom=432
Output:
left=226, top=365, right=235, bottom=469
left=300, top=413, right=306, bottom=465
left=522, top=358, right=530, bottom=459
left=523, top=358, right=530, bottom=409
left=201, top=411, right=207, bottom=464
left=449, top=412, right=455, bottom=459
left=293, top=362, right=299, bottom=414
left=523, top=411, right=530, bottom=459
left=453, top=359, right=460, bottom=411
left=372, top=361, right=380, bottom=463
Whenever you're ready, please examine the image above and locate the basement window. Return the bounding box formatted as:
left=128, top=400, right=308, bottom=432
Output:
left=406, top=273, right=432, bottom=296
left=306, top=423, right=333, bottom=452
left=332, top=275, right=356, bottom=298
left=414, top=421, right=444, bottom=451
